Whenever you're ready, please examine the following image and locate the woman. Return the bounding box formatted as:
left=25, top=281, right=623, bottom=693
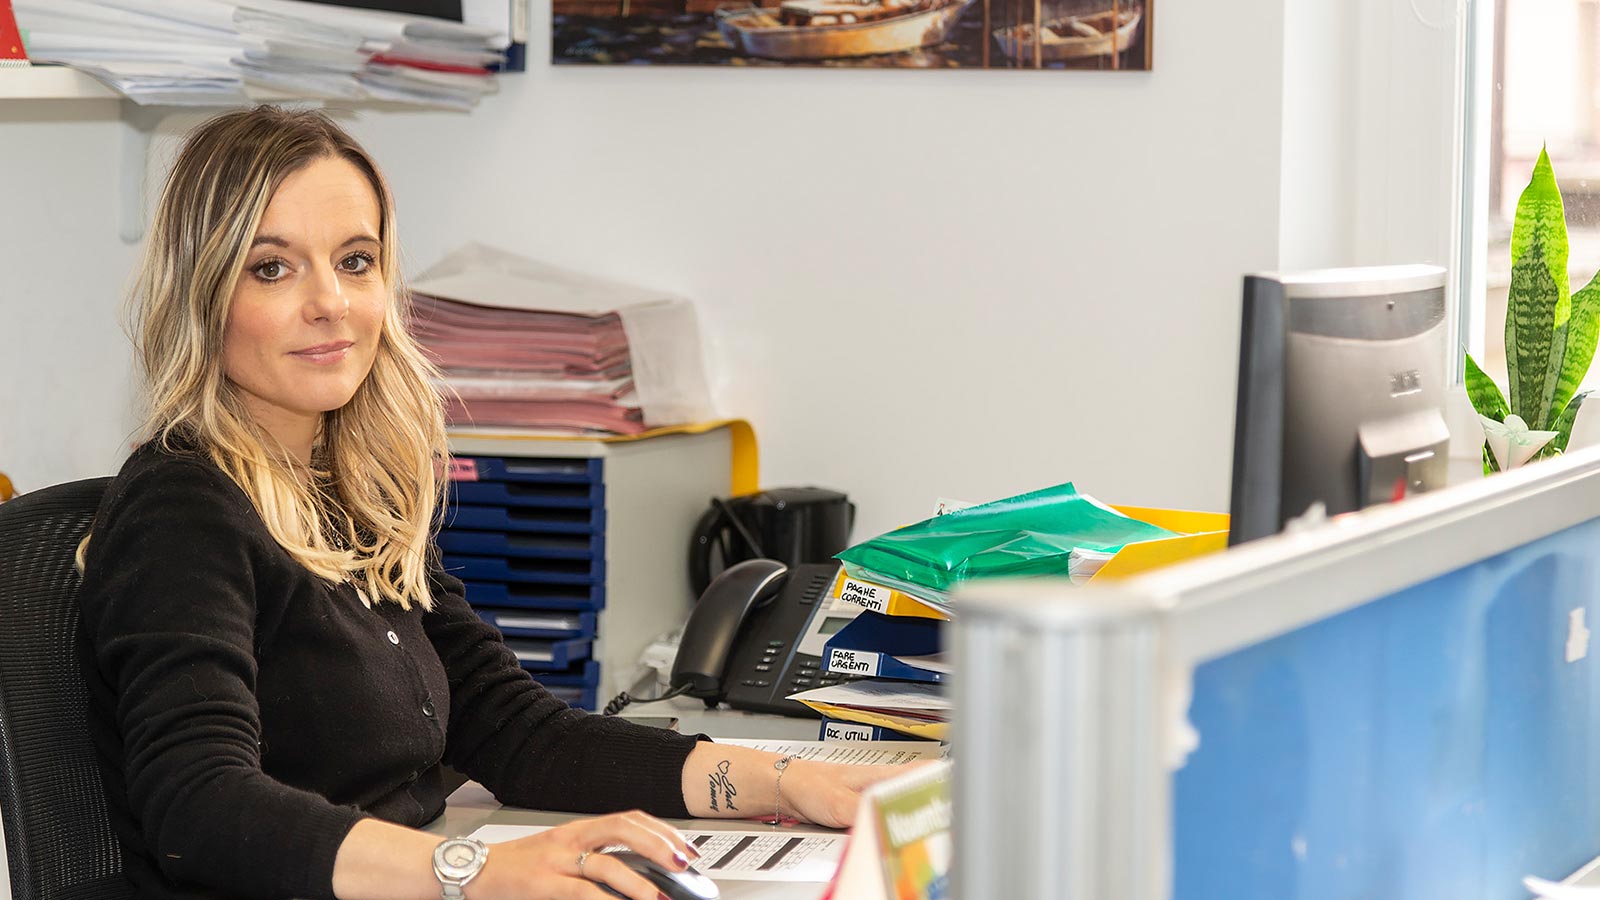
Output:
left=76, top=106, right=902, bottom=900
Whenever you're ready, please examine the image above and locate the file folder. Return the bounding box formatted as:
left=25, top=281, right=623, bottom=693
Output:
left=829, top=569, right=950, bottom=621
left=819, top=716, right=938, bottom=743
left=822, top=611, right=944, bottom=684
left=803, top=706, right=946, bottom=742
left=1088, top=505, right=1231, bottom=582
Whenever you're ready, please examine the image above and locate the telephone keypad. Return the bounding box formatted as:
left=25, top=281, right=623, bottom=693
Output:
left=715, top=563, right=866, bottom=718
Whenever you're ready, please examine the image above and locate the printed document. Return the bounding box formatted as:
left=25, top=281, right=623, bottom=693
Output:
left=715, top=738, right=947, bottom=765
left=469, top=824, right=843, bottom=882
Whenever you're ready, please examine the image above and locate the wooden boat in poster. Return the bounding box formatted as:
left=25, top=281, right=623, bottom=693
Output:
left=992, top=6, right=1141, bottom=63
left=716, top=0, right=972, bottom=60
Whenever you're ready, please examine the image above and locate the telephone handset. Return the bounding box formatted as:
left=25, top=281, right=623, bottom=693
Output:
left=671, top=559, right=864, bottom=718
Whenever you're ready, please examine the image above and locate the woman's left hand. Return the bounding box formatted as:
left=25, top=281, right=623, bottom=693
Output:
left=780, top=760, right=931, bottom=828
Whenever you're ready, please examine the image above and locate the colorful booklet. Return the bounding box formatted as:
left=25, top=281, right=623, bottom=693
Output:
left=825, top=759, right=952, bottom=900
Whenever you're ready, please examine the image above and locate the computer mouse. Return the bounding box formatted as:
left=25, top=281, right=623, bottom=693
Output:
left=595, top=849, right=720, bottom=900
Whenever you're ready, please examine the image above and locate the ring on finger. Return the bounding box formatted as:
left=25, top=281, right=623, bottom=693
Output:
left=577, top=849, right=591, bottom=878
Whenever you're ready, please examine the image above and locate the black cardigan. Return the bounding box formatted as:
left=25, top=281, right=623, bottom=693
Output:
left=76, top=439, right=703, bottom=900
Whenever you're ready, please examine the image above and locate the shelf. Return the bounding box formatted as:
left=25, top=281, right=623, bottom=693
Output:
left=2, top=66, right=308, bottom=243
left=0, top=65, right=119, bottom=100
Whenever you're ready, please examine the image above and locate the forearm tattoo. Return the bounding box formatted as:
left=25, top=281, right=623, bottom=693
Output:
left=708, top=759, right=739, bottom=812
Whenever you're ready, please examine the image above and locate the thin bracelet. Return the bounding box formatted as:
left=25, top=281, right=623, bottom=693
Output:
left=768, top=755, right=798, bottom=826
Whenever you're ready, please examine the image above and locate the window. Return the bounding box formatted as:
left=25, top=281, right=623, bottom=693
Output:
left=1477, top=0, right=1600, bottom=388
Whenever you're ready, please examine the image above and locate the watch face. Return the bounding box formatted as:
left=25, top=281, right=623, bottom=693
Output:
left=435, top=839, right=487, bottom=879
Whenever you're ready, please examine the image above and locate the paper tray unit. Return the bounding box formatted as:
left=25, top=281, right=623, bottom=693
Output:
left=451, top=479, right=604, bottom=509
left=437, top=529, right=603, bottom=561
left=476, top=608, right=598, bottom=640
left=505, top=636, right=592, bottom=670
left=445, top=502, right=606, bottom=535
left=463, top=580, right=605, bottom=612
left=442, top=553, right=604, bottom=586
left=452, top=455, right=603, bottom=485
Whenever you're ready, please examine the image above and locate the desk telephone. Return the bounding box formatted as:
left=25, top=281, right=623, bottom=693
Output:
left=670, top=559, right=865, bottom=717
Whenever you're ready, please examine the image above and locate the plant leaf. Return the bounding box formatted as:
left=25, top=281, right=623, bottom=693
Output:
left=1507, top=146, right=1571, bottom=428
left=1554, top=390, right=1591, bottom=455
left=1550, top=269, right=1600, bottom=427
left=1464, top=352, right=1510, bottom=420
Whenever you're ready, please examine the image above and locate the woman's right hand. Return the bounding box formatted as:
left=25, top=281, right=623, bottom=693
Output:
left=473, top=809, right=700, bottom=900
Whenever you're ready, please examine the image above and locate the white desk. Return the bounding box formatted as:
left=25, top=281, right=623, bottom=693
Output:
left=424, top=701, right=838, bottom=900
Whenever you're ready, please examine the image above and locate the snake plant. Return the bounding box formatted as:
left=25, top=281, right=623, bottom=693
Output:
left=1465, top=147, right=1600, bottom=471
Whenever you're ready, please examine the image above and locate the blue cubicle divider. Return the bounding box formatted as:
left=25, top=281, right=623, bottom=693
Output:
left=1173, top=517, right=1600, bottom=899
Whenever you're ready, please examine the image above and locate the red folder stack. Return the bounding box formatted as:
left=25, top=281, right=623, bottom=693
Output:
left=409, top=292, right=647, bottom=435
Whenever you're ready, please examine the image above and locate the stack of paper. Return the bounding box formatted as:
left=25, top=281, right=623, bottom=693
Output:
left=407, top=244, right=718, bottom=436
left=789, top=680, right=949, bottom=742
left=797, top=569, right=949, bottom=742
left=411, top=293, right=646, bottom=435
left=16, top=0, right=245, bottom=103
left=13, top=0, right=506, bottom=108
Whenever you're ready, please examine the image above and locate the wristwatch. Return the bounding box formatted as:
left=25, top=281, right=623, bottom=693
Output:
left=432, top=837, right=490, bottom=899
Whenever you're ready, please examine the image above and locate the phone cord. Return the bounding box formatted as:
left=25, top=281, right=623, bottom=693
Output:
left=600, top=682, right=693, bottom=716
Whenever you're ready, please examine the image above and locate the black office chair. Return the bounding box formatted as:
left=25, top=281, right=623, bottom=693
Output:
left=0, top=478, right=134, bottom=900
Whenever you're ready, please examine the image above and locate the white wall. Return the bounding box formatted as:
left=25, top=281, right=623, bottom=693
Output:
left=7, top=0, right=1288, bottom=540
left=1279, top=0, right=1355, bottom=269
left=0, top=101, right=143, bottom=490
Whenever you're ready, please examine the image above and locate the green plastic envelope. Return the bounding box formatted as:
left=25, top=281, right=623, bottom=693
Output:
left=834, top=482, right=1177, bottom=595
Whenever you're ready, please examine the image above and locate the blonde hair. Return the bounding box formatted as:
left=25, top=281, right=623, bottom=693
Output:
left=101, top=105, right=447, bottom=610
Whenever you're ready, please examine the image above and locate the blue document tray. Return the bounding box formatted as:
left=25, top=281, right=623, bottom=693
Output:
left=450, top=480, right=604, bottom=509
left=505, top=636, right=591, bottom=670
left=456, top=456, right=603, bottom=485
left=443, top=553, right=604, bottom=586
left=444, top=502, right=605, bottom=535
left=462, top=580, right=604, bottom=611
left=528, top=658, right=600, bottom=687
left=823, top=611, right=945, bottom=684
left=477, top=608, right=597, bottom=640
left=545, top=684, right=599, bottom=711
left=438, top=530, right=602, bottom=561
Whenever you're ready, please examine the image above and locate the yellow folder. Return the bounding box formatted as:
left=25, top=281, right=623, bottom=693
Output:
left=829, top=568, right=951, bottom=621
left=1087, top=505, right=1231, bottom=583
left=795, top=701, right=948, bottom=742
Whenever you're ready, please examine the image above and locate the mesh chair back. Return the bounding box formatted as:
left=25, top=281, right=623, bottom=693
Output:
left=0, top=478, right=134, bottom=900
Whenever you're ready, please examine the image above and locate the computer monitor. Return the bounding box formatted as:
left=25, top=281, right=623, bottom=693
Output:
left=1228, top=265, right=1451, bottom=546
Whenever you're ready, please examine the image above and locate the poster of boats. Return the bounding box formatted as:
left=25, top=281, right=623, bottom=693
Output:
left=552, top=0, right=1151, bottom=69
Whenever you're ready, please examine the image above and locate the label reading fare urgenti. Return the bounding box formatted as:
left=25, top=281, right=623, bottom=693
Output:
left=828, top=647, right=880, bottom=677
left=838, top=577, right=890, bottom=614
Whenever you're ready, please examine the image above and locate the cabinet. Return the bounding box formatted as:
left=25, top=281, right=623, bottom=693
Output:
left=444, top=426, right=743, bottom=708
